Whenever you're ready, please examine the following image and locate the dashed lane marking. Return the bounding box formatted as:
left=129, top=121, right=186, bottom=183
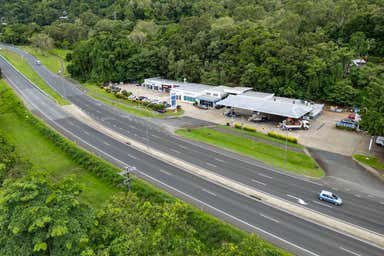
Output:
left=159, top=169, right=172, bottom=176
left=206, top=162, right=217, bottom=168
left=259, top=213, right=280, bottom=223
left=202, top=189, right=216, bottom=197
left=258, top=173, right=273, bottom=179
left=214, top=157, right=226, bottom=163
left=339, top=247, right=361, bottom=256
left=251, top=179, right=266, bottom=186
left=312, top=200, right=333, bottom=208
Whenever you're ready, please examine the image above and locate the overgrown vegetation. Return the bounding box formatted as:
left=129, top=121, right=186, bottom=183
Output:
left=176, top=127, right=323, bottom=177
left=0, top=79, right=290, bottom=255
left=0, top=0, right=383, bottom=135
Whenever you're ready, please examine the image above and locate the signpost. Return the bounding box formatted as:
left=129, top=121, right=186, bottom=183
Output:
left=170, top=91, right=177, bottom=110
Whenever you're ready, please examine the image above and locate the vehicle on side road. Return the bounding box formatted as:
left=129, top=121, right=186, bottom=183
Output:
left=319, top=190, right=343, bottom=206
left=36, top=60, right=41, bottom=65
left=376, top=136, right=384, bottom=147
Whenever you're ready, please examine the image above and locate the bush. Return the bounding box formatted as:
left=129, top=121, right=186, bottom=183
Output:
left=105, top=88, right=111, bottom=93
left=243, top=126, right=256, bottom=132
left=335, top=125, right=356, bottom=131
left=267, top=132, right=298, bottom=144
left=121, top=90, right=131, bottom=97
left=234, top=123, right=242, bottom=129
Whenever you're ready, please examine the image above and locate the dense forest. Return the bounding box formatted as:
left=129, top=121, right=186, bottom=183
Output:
left=0, top=0, right=383, bottom=131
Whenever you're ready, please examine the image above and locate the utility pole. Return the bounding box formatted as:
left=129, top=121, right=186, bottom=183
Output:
left=118, top=166, right=136, bottom=191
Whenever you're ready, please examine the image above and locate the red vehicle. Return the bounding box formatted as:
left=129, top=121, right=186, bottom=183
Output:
left=348, top=113, right=361, bottom=122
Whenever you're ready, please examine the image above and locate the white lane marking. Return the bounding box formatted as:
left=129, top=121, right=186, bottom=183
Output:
left=103, top=141, right=110, bottom=146
left=151, top=134, right=162, bottom=139
left=354, top=194, right=361, bottom=198
left=259, top=213, right=280, bottom=223
left=128, top=125, right=136, bottom=129
left=345, top=188, right=350, bottom=191
left=178, top=144, right=188, bottom=150
left=380, top=202, right=384, bottom=205
left=206, top=162, right=217, bottom=168
left=258, top=173, right=273, bottom=179
left=367, top=194, right=374, bottom=198
left=83, top=131, right=90, bottom=135
left=332, top=187, right=339, bottom=191
left=170, top=148, right=180, bottom=154
left=159, top=169, right=172, bottom=176
left=251, top=179, right=266, bottom=186
left=287, top=194, right=308, bottom=205
left=339, top=247, right=361, bottom=256
left=202, top=188, right=216, bottom=197
left=214, top=157, right=226, bottom=163
left=312, top=200, right=333, bottom=208
left=3, top=76, right=321, bottom=256
left=127, top=153, right=137, bottom=160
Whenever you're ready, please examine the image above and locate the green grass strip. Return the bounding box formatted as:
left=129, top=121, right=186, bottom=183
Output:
left=219, top=125, right=304, bottom=149
left=0, top=79, right=290, bottom=254
left=176, top=127, right=324, bottom=177
left=0, top=49, right=69, bottom=105
left=354, top=154, right=384, bottom=171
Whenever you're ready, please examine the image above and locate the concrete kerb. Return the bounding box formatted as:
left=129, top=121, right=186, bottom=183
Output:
left=352, top=156, right=384, bottom=183
left=64, top=104, right=384, bottom=249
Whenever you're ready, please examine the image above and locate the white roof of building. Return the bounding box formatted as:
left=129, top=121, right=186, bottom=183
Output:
left=217, top=94, right=313, bottom=118
left=223, top=87, right=253, bottom=94
left=352, top=59, right=367, bottom=65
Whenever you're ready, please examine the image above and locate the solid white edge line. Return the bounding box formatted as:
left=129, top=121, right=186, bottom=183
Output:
left=4, top=77, right=321, bottom=256
left=339, top=247, right=361, bottom=256
left=3, top=54, right=384, bottom=252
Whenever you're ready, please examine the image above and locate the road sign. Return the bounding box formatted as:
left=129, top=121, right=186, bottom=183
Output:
left=170, top=91, right=177, bottom=109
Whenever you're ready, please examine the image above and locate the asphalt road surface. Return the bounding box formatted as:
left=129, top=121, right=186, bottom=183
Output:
left=3, top=44, right=383, bottom=235
left=1, top=48, right=384, bottom=256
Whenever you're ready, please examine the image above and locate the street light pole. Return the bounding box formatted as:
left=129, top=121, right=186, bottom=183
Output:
left=285, top=127, right=288, bottom=170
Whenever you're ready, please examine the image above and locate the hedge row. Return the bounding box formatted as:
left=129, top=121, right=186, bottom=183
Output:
left=268, top=132, right=298, bottom=144
left=335, top=125, right=356, bottom=131
left=2, top=83, right=290, bottom=255
left=233, top=123, right=257, bottom=133
left=5, top=90, right=125, bottom=188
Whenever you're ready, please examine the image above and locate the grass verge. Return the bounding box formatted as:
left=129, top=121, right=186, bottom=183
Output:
left=0, top=80, right=117, bottom=206
left=354, top=154, right=384, bottom=171
left=0, top=79, right=290, bottom=254
left=0, top=49, right=69, bottom=105
left=176, top=127, right=323, bottom=177
left=219, top=125, right=303, bottom=149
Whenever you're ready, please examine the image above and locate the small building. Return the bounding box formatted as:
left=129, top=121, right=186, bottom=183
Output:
left=217, top=92, right=324, bottom=119
left=143, top=77, right=247, bottom=107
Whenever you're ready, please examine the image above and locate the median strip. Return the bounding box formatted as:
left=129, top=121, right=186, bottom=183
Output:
left=63, top=104, right=384, bottom=248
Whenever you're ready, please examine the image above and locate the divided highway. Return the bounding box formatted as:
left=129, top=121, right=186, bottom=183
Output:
left=2, top=44, right=383, bottom=236
left=1, top=47, right=384, bottom=256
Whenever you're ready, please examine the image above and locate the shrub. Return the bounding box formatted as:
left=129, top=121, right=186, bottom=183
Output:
left=105, top=88, right=111, bottom=93
left=243, top=126, right=256, bottom=132
left=121, top=90, right=131, bottom=97
left=234, top=123, right=242, bottom=129
left=267, top=132, right=298, bottom=144
left=335, top=125, right=356, bottom=131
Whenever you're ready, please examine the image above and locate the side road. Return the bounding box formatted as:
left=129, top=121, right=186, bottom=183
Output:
left=65, top=104, right=384, bottom=248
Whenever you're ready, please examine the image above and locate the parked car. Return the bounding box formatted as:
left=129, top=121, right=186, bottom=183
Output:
left=336, top=118, right=358, bottom=130
left=156, top=109, right=167, bottom=113
left=215, top=104, right=225, bottom=109
left=319, top=190, right=343, bottom=206
left=128, top=95, right=137, bottom=100
left=36, top=60, right=41, bottom=65
left=137, top=96, right=147, bottom=101
left=198, top=104, right=209, bottom=110
left=376, top=136, right=384, bottom=147
left=224, top=110, right=239, bottom=117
